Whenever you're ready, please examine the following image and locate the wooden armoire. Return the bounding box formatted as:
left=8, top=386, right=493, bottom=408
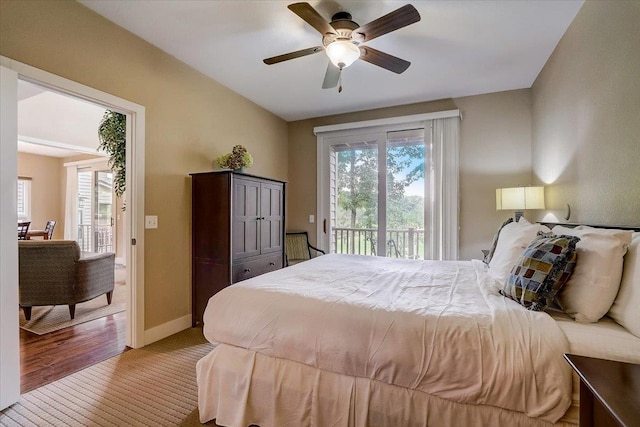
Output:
left=190, top=171, right=286, bottom=326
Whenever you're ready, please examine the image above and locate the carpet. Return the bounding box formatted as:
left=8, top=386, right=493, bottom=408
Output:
left=0, top=328, right=217, bottom=426
left=19, top=278, right=126, bottom=335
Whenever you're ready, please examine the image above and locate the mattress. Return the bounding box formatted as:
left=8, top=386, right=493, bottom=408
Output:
left=550, top=310, right=640, bottom=364
left=198, top=254, right=573, bottom=425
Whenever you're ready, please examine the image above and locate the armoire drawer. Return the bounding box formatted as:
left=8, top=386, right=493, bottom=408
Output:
left=232, top=254, right=283, bottom=283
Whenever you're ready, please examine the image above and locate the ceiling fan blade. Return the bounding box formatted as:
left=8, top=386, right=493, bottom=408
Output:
left=263, top=46, right=324, bottom=65
left=322, top=62, right=341, bottom=89
left=359, top=46, right=411, bottom=74
left=288, top=2, right=337, bottom=36
left=353, top=4, right=421, bottom=43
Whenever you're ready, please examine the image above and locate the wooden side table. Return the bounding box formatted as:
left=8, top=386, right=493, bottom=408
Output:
left=565, top=354, right=640, bottom=427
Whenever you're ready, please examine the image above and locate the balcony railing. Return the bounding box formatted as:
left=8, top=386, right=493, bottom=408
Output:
left=333, top=227, right=425, bottom=259
left=77, top=224, right=113, bottom=253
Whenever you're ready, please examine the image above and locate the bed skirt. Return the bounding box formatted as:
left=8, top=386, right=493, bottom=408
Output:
left=196, top=344, right=578, bottom=427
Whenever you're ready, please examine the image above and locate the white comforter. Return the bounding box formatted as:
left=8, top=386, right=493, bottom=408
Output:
left=202, top=254, right=572, bottom=422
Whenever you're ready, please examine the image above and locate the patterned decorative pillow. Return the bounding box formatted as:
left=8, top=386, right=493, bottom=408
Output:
left=484, top=218, right=514, bottom=264
left=500, top=233, right=580, bottom=311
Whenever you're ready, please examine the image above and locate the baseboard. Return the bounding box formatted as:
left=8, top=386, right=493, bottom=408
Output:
left=144, top=314, right=192, bottom=345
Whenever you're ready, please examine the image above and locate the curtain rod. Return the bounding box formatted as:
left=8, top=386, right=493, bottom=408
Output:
left=313, top=109, right=461, bottom=135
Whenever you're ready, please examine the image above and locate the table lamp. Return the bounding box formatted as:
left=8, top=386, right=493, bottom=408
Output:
left=496, top=186, right=545, bottom=221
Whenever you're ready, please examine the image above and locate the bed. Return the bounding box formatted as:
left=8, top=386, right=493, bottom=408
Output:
left=196, top=222, right=640, bottom=427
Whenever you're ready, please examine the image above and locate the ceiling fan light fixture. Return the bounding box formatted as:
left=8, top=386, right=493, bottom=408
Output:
left=325, top=40, right=360, bottom=69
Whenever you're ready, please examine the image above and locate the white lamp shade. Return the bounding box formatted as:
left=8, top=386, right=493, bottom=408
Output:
left=496, top=186, right=545, bottom=210
left=524, top=186, right=545, bottom=209
left=325, top=41, right=361, bottom=69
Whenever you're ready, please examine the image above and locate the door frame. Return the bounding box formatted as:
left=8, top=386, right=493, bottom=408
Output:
left=0, top=64, right=20, bottom=410
left=0, top=56, right=146, bottom=408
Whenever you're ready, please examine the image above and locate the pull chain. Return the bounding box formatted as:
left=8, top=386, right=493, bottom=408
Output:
left=338, top=68, right=343, bottom=93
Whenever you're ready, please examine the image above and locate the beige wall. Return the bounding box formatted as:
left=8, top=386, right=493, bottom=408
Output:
left=17, top=152, right=63, bottom=239
left=287, top=89, right=533, bottom=260
left=1, top=1, right=288, bottom=329
left=456, top=90, right=533, bottom=259
left=531, top=1, right=640, bottom=225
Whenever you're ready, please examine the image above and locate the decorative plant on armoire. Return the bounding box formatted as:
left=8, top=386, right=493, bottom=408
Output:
left=216, top=145, right=253, bottom=172
left=97, top=110, right=126, bottom=200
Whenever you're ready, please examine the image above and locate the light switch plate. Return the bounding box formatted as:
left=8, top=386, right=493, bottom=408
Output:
left=309, top=215, right=315, bottom=224
left=145, top=215, right=158, bottom=229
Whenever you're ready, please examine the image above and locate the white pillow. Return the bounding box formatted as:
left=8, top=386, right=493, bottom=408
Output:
left=488, top=218, right=550, bottom=286
left=608, top=232, right=640, bottom=337
left=554, top=226, right=633, bottom=323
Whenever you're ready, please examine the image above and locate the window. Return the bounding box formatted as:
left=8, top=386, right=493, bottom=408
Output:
left=17, top=177, right=31, bottom=221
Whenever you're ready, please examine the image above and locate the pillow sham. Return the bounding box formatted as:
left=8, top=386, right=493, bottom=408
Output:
left=500, top=233, right=580, bottom=311
left=553, top=225, right=633, bottom=322
left=608, top=232, right=640, bottom=337
left=484, top=218, right=514, bottom=264
left=488, top=219, right=550, bottom=286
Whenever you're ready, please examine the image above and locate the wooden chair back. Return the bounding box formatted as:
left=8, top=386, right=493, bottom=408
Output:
left=45, top=220, right=57, bottom=239
left=18, top=221, right=30, bottom=240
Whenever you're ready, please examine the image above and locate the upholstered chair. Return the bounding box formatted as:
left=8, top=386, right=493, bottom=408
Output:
left=18, top=240, right=115, bottom=320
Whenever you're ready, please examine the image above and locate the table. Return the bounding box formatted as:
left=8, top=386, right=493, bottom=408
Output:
left=565, top=354, right=640, bottom=427
left=26, top=229, right=49, bottom=240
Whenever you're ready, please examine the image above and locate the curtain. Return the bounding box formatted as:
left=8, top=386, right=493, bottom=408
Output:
left=426, top=117, right=460, bottom=260
left=64, top=165, right=77, bottom=240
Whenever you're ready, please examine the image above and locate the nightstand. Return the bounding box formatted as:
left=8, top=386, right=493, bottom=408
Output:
left=564, top=354, right=640, bottom=427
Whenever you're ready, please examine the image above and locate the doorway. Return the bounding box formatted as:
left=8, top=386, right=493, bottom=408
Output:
left=0, top=57, right=146, bottom=409
left=320, top=128, right=428, bottom=259
left=316, top=112, right=460, bottom=263
left=328, top=129, right=430, bottom=259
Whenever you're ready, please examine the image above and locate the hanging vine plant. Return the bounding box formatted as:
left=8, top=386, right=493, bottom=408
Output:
left=98, top=110, right=126, bottom=199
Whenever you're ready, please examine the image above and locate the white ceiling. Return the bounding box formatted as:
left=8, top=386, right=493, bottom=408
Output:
left=78, top=0, right=583, bottom=121
left=18, top=80, right=108, bottom=158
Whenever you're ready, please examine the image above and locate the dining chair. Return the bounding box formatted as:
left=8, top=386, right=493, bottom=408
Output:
left=45, top=220, right=57, bottom=240
left=18, top=221, right=30, bottom=240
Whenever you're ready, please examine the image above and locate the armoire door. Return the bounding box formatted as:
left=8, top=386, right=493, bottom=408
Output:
left=233, top=177, right=261, bottom=259
left=260, top=181, right=284, bottom=255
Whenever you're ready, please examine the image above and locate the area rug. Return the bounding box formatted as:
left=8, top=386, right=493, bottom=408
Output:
left=19, top=283, right=126, bottom=335
left=0, top=328, right=217, bottom=426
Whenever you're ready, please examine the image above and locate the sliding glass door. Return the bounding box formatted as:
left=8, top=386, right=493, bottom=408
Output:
left=321, top=128, right=428, bottom=259
left=333, top=137, right=380, bottom=256
left=77, top=167, right=114, bottom=252
left=386, top=129, right=427, bottom=259
left=318, top=115, right=460, bottom=260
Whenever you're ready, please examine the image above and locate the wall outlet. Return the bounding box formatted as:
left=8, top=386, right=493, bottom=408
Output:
left=145, top=215, right=158, bottom=229
left=309, top=215, right=315, bottom=224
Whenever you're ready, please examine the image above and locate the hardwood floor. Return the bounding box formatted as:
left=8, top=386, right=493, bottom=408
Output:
left=20, top=311, right=128, bottom=393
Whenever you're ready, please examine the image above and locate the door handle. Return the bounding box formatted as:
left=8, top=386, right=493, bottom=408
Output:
left=269, top=262, right=275, bottom=266
left=244, top=268, right=251, bottom=273
left=323, top=219, right=327, bottom=234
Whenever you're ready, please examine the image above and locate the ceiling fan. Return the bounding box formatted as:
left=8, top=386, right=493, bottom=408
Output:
left=263, top=2, right=421, bottom=91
